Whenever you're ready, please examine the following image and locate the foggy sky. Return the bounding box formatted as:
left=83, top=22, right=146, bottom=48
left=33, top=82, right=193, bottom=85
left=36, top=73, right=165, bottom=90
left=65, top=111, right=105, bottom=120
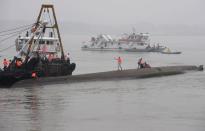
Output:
left=0, top=0, right=205, bottom=26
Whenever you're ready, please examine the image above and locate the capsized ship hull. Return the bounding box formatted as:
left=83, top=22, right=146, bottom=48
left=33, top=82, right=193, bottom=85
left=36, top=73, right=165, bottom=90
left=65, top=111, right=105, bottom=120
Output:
left=14, top=65, right=203, bottom=87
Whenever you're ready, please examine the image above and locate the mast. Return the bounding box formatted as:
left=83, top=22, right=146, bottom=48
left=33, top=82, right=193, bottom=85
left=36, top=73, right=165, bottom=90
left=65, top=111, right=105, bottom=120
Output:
left=37, top=4, right=65, bottom=60
left=25, top=4, right=65, bottom=63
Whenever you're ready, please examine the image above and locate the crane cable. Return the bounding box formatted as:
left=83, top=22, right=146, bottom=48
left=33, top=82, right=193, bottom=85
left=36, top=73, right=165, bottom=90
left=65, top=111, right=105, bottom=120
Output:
left=0, top=44, right=16, bottom=52
left=0, top=26, right=32, bottom=37
left=47, top=8, right=56, bottom=37
left=0, top=26, right=34, bottom=52
left=0, top=27, right=31, bottom=46
left=0, top=23, right=34, bottom=34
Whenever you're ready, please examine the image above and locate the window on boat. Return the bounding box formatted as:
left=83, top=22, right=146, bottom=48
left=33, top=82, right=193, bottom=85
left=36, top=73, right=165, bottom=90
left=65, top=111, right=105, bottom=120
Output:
left=50, top=41, right=54, bottom=45
left=49, top=32, right=53, bottom=37
left=39, top=40, right=45, bottom=44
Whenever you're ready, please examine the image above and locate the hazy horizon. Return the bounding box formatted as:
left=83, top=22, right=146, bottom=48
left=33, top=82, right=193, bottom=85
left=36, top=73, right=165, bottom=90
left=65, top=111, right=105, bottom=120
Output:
left=1, top=0, right=205, bottom=35
left=1, top=0, right=205, bottom=25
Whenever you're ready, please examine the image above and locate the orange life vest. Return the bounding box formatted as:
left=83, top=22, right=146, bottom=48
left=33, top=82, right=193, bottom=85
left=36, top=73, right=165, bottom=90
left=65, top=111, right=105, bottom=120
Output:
left=16, top=60, right=22, bottom=67
left=31, top=72, right=37, bottom=78
left=117, top=57, right=122, bottom=64
left=3, top=59, right=8, bottom=67
left=48, top=54, right=53, bottom=62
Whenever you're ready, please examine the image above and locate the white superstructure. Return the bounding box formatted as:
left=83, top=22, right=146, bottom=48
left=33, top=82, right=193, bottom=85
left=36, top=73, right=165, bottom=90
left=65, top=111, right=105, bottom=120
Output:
left=82, top=33, right=165, bottom=52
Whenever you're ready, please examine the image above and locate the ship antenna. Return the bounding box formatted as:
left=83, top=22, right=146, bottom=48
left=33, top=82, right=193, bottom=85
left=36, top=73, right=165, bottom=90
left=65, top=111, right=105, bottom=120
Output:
left=132, top=27, right=136, bottom=34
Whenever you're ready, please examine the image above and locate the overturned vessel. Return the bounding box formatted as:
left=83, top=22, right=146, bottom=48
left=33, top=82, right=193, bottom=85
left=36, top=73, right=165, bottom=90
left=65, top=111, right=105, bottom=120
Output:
left=0, top=4, right=76, bottom=86
left=15, top=65, right=203, bottom=87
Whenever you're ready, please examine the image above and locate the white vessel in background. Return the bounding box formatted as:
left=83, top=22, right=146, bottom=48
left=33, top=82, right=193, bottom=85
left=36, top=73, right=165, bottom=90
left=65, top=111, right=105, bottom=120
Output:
left=82, top=34, right=123, bottom=51
left=118, top=32, right=150, bottom=45
left=81, top=32, right=166, bottom=52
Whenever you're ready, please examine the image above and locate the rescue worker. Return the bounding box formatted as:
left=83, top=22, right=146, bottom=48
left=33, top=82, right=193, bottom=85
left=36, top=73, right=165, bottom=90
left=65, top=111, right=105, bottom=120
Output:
left=26, top=31, right=29, bottom=37
left=65, top=53, right=70, bottom=64
left=144, top=62, right=151, bottom=68
left=115, top=56, right=122, bottom=71
left=48, top=54, right=53, bottom=62
left=3, top=58, right=8, bottom=71
left=16, top=59, right=23, bottom=68
left=31, top=72, right=37, bottom=78
left=6, top=60, right=12, bottom=70
left=138, top=58, right=151, bottom=69
left=138, top=58, right=142, bottom=69
left=138, top=58, right=146, bottom=69
left=8, top=60, right=11, bottom=65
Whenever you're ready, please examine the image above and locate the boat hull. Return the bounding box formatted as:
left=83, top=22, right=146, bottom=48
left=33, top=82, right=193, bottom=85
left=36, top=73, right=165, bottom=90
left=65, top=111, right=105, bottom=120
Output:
left=81, top=47, right=124, bottom=51
left=161, top=51, right=182, bottom=54
left=0, top=63, right=76, bottom=87
left=81, top=46, right=166, bottom=53
left=14, top=65, right=203, bottom=87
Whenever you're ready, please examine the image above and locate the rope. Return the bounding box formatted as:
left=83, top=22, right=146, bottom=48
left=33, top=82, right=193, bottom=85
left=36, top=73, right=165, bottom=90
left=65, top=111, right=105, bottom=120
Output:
left=0, top=23, right=34, bottom=34
left=0, top=32, right=42, bottom=54
left=0, top=33, right=20, bottom=45
left=47, top=8, right=56, bottom=37
left=0, top=26, right=31, bottom=37
left=0, top=23, right=43, bottom=55
left=0, top=27, right=31, bottom=45
left=0, top=44, right=16, bottom=52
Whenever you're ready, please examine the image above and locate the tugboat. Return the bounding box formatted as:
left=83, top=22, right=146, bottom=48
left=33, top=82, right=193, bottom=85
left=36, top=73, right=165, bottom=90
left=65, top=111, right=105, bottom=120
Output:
left=0, top=4, right=75, bottom=87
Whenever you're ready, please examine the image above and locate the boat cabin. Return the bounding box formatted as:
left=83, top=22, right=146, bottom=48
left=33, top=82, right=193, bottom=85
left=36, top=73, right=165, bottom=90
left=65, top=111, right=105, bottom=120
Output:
left=16, top=35, right=60, bottom=55
left=119, top=33, right=150, bottom=45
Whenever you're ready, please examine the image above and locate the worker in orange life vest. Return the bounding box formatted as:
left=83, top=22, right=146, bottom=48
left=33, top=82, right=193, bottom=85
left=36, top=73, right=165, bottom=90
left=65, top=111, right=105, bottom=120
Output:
left=3, top=58, right=8, bottom=71
left=65, top=53, right=70, bottom=64
left=138, top=58, right=142, bottom=69
left=48, top=54, right=53, bottom=62
left=31, top=72, right=37, bottom=78
left=115, top=56, right=122, bottom=71
left=16, top=59, right=22, bottom=68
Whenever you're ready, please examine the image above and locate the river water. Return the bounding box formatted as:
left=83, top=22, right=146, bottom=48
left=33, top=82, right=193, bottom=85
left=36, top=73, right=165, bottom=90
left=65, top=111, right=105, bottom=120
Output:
left=0, top=35, right=205, bottom=131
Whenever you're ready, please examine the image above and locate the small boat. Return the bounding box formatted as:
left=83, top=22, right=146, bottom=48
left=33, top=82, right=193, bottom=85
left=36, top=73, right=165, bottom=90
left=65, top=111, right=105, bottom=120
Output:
left=161, top=47, right=182, bottom=54
left=161, top=51, right=182, bottom=54
left=0, top=4, right=76, bottom=87
left=124, top=44, right=166, bottom=52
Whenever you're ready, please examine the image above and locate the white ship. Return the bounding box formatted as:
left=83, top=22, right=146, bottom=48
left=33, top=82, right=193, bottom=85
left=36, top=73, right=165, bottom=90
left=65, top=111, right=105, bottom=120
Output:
left=81, top=32, right=166, bottom=52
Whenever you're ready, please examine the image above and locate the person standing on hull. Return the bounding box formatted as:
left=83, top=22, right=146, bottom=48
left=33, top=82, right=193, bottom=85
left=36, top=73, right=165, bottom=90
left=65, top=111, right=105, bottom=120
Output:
left=65, top=53, right=70, bottom=64
left=138, top=58, right=142, bottom=69
left=137, top=58, right=151, bottom=69
left=115, top=56, right=122, bottom=71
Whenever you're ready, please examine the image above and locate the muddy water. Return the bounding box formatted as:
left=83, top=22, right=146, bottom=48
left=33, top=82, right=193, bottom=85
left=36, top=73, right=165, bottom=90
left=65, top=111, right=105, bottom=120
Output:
left=0, top=35, right=205, bottom=131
